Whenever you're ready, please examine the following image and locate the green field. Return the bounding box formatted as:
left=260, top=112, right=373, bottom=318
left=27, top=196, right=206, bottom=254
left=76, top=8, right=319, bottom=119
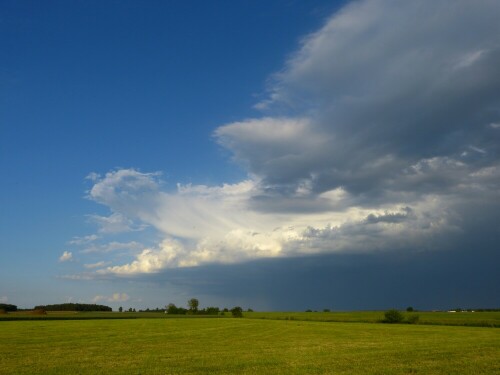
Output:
left=244, top=311, right=500, bottom=327
left=1, top=317, right=499, bottom=374
left=2, top=310, right=499, bottom=327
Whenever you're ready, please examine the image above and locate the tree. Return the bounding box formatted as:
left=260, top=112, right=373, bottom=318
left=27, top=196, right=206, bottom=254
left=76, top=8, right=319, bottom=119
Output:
left=383, top=309, right=404, bottom=323
left=231, top=306, right=243, bottom=318
left=188, top=298, right=199, bottom=313
left=205, top=307, right=220, bottom=315
left=0, top=304, right=17, bottom=312
left=119, top=306, right=123, bottom=313
left=166, top=303, right=178, bottom=314
left=406, top=306, right=414, bottom=312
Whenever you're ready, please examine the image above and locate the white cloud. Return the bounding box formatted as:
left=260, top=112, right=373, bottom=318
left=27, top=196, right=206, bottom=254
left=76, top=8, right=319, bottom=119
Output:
left=92, top=293, right=130, bottom=303
left=83, top=261, right=110, bottom=269
left=81, top=241, right=144, bottom=254
left=59, top=251, right=73, bottom=262
left=84, top=169, right=461, bottom=275
left=87, top=212, right=144, bottom=234
left=69, top=234, right=99, bottom=245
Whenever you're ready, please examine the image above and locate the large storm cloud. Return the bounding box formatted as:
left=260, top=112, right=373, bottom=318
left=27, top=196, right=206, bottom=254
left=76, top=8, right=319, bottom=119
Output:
left=70, top=0, right=500, bottom=281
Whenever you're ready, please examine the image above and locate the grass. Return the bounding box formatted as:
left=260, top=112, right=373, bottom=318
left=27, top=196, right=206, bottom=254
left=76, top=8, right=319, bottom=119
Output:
left=243, top=311, right=500, bottom=327
left=2, top=310, right=499, bottom=327
left=0, top=318, right=499, bottom=374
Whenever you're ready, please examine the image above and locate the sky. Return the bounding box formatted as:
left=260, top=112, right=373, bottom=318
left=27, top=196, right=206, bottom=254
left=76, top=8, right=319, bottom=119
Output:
left=1, top=0, right=499, bottom=311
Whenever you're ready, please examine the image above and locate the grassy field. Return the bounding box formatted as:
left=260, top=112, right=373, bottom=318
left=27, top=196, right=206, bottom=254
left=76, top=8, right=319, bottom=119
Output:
left=244, top=311, right=500, bottom=327
left=2, top=310, right=499, bottom=327
left=1, top=318, right=499, bottom=374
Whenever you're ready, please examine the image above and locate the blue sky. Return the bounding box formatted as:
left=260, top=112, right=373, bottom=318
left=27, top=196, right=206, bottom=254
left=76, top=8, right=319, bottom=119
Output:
left=1, top=0, right=499, bottom=311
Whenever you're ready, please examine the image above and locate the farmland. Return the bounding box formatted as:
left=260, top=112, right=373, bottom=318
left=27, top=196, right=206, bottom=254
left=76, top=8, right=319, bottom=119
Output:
left=1, top=310, right=499, bottom=327
left=1, top=314, right=499, bottom=374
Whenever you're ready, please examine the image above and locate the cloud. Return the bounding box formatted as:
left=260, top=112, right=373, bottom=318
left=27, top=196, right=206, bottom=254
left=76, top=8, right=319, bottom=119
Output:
left=83, top=261, right=110, bottom=269
left=80, top=169, right=463, bottom=276
left=68, top=234, right=99, bottom=245
left=87, top=212, right=144, bottom=234
left=59, top=251, right=73, bottom=263
left=0, top=296, right=8, bottom=303
left=242, top=0, right=500, bottom=199
left=80, top=241, right=144, bottom=254
left=92, top=293, right=130, bottom=303
left=74, top=0, right=500, bottom=276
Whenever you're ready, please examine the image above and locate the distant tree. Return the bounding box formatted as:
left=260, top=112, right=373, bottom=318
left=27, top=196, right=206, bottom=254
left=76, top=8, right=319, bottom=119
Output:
left=247, top=308, right=254, bottom=312
left=34, top=303, right=111, bottom=312
left=119, top=306, right=123, bottom=313
left=166, top=303, right=177, bottom=314
left=0, top=304, right=17, bottom=312
left=406, top=306, right=414, bottom=312
left=323, top=309, right=330, bottom=312
left=128, top=308, right=133, bottom=312
left=223, top=308, right=229, bottom=312
left=231, top=306, right=243, bottom=318
left=188, top=298, right=199, bottom=313
left=205, top=307, right=220, bottom=315
left=383, top=309, right=404, bottom=323
left=305, top=309, right=312, bottom=312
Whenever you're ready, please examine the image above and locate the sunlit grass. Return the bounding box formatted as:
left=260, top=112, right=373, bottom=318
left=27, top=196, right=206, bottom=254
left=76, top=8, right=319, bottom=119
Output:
left=0, top=318, right=498, bottom=374
left=244, top=311, right=500, bottom=327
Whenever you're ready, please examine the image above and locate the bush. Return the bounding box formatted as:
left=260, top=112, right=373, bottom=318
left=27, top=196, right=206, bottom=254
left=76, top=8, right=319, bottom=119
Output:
left=407, top=314, right=420, bottom=324
left=383, top=309, right=404, bottom=323
left=231, top=306, right=243, bottom=318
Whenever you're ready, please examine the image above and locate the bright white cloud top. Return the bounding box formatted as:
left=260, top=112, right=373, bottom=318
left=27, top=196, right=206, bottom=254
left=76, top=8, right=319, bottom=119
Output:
left=68, top=0, right=500, bottom=277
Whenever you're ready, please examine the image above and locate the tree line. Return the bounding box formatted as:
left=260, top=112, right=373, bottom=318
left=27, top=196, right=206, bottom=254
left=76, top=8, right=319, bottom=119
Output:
left=33, top=303, right=112, bottom=312
left=165, top=298, right=245, bottom=317
left=0, top=303, right=17, bottom=312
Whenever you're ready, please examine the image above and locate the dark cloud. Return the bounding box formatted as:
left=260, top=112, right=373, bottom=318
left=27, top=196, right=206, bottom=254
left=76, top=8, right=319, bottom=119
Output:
left=142, top=240, right=500, bottom=311
left=217, top=0, right=500, bottom=203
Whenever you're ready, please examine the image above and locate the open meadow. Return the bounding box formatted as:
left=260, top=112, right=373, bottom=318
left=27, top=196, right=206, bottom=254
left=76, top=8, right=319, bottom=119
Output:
left=1, top=315, right=499, bottom=374
left=244, top=311, right=500, bottom=327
